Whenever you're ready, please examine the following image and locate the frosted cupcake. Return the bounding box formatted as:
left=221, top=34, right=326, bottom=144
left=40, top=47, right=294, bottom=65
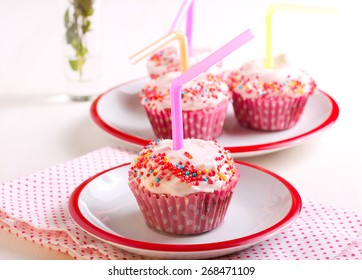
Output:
left=140, top=72, right=231, bottom=140
left=147, top=46, right=221, bottom=79
left=227, top=54, right=316, bottom=131
left=128, top=138, right=240, bottom=235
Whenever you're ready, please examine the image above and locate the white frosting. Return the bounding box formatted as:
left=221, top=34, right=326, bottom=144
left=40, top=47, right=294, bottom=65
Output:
left=147, top=47, right=180, bottom=78
left=228, top=54, right=316, bottom=99
left=140, top=72, right=231, bottom=111
left=147, top=46, right=221, bottom=78
left=129, top=139, right=237, bottom=196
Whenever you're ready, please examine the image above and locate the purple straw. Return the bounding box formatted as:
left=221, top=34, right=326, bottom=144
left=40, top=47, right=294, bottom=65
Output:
left=171, top=29, right=254, bottom=150
left=169, top=0, right=195, bottom=54
left=185, top=0, right=194, bottom=55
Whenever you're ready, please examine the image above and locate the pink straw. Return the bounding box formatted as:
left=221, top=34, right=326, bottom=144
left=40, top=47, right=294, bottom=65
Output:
left=171, top=29, right=254, bottom=150
left=169, top=0, right=195, bottom=54
left=185, top=0, right=194, bottom=55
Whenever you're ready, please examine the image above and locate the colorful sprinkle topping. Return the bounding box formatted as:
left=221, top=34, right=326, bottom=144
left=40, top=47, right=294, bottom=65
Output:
left=147, top=47, right=181, bottom=78
left=129, top=139, right=236, bottom=189
left=227, top=70, right=316, bottom=98
left=140, top=74, right=231, bottom=110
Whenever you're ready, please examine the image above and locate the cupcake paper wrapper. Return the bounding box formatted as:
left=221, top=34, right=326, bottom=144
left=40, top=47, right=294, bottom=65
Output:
left=232, top=93, right=309, bottom=131
left=128, top=173, right=239, bottom=235
left=144, top=100, right=229, bottom=140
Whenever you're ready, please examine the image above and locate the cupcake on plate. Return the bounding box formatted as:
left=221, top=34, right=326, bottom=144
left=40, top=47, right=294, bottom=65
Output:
left=226, top=54, right=316, bottom=131
left=147, top=46, right=221, bottom=79
left=128, top=138, right=240, bottom=235
left=140, top=72, right=231, bottom=140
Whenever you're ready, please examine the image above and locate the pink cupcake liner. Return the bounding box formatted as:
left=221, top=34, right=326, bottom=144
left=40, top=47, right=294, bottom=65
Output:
left=144, top=100, right=229, bottom=140
left=232, top=93, right=309, bottom=131
left=128, top=171, right=239, bottom=235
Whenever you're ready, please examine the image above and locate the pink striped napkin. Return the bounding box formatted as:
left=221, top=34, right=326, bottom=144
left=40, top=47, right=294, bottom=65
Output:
left=0, top=147, right=361, bottom=260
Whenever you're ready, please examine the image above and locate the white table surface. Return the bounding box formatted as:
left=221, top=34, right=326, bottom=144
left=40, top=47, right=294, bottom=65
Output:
left=0, top=0, right=360, bottom=259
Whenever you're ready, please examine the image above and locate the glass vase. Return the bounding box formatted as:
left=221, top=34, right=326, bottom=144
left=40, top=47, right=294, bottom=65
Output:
left=61, top=0, right=102, bottom=82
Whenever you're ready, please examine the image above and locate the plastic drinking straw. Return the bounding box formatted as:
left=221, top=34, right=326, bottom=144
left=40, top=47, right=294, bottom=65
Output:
left=129, top=31, right=189, bottom=72
left=169, top=0, right=195, bottom=54
left=171, top=29, right=254, bottom=150
left=265, top=4, right=336, bottom=68
left=185, top=0, right=194, bottom=54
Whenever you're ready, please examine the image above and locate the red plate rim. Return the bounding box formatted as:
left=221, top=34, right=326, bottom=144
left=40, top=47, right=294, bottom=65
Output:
left=90, top=78, right=339, bottom=154
left=68, top=161, right=302, bottom=253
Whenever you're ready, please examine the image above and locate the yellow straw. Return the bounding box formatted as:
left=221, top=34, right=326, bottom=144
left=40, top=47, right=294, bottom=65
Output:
left=129, top=31, right=189, bottom=72
left=265, top=4, right=336, bottom=68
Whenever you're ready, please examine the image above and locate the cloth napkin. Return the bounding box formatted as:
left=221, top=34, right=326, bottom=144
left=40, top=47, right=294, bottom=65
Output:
left=0, top=147, right=361, bottom=260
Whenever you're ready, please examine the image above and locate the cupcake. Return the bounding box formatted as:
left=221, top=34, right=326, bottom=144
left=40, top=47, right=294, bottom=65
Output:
left=227, top=54, right=316, bottom=131
left=147, top=46, right=221, bottom=79
left=128, top=138, right=240, bottom=235
left=140, top=72, right=231, bottom=140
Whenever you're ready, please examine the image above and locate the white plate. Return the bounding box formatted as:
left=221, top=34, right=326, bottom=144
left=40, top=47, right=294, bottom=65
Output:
left=68, top=161, right=302, bottom=259
left=90, top=77, right=339, bottom=157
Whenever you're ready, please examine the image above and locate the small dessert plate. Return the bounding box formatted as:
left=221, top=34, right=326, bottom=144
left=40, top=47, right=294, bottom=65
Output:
left=68, top=161, right=302, bottom=259
left=90, top=77, right=339, bottom=157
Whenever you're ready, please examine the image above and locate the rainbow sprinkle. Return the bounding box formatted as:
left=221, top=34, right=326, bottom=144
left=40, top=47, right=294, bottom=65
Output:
left=141, top=74, right=231, bottom=110
left=130, top=140, right=236, bottom=188
left=148, top=47, right=181, bottom=76
left=227, top=71, right=316, bottom=98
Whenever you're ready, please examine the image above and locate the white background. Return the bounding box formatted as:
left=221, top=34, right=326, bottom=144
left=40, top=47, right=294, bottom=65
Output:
left=0, top=0, right=361, bottom=259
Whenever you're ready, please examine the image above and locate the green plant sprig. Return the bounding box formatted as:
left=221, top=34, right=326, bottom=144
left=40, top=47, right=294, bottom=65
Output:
left=64, top=0, right=95, bottom=80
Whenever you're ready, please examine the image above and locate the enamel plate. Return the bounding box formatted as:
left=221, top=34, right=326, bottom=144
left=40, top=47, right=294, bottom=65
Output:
left=68, top=161, right=302, bottom=259
left=90, top=78, right=339, bottom=157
